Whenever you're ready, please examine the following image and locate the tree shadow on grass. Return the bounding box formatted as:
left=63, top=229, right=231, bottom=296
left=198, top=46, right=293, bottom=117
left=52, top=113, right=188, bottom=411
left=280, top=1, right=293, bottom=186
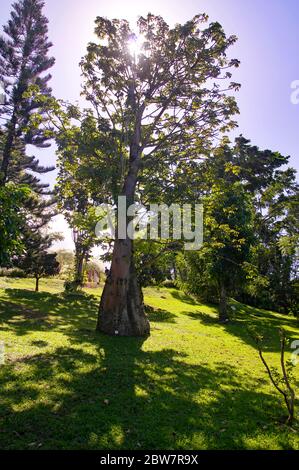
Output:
left=2, top=286, right=299, bottom=356
left=1, top=286, right=298, bottom=449
left=221, top=303, right=299, bottom=354
left=1, top=289, right=178, bottom=334
left=170, top=290, right=198, bottom=305
left=234, top=303, right=298, bottom=329
left=0, top=334, right=297, bottom=450
left=145, top=305, right=176, bottom=323
left=180, top=299, right=299, bottom=354
left=2, top=286, right=299, bottom=355
left=31, top=340, right=48, bottom=348
left=0, top=288, right=99, bottom=336
left=184, top=311, right=218, bottom=324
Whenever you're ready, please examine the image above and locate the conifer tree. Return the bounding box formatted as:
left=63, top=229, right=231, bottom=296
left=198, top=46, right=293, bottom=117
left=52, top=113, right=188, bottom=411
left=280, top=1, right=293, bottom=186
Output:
left=0, top=0, right=57, bottom=256
left=0, top=0, right=55, bottom=186
left=16, top=230, right=60, bottom=291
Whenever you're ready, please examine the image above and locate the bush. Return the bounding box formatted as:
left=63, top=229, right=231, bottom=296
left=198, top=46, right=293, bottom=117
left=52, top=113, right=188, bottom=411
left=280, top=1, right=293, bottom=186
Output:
left=0, top=267, right=26, bottom=278
left=63, top=279, right=93, bottom=293
left=161, top=279, right=178, bottom=289
left=289, top=302, right=299, bottom=319
left=64, top=280, right=80, bottom=293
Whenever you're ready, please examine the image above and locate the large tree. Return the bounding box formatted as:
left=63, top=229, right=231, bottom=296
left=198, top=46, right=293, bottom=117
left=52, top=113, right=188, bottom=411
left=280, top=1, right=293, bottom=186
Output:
left=0, top=0, right=56, bottom=265
left=228, top=137, right=298, bottom=312
left=81, top=13, right=240, bottom=336
left=0, top=0, right=55, bottom=185
left=177, top=136, right=298, bottom=316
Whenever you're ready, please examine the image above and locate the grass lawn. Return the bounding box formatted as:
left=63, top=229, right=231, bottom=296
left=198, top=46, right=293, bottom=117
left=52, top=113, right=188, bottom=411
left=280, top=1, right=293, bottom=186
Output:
left=0, top=277, right=298, bottom=450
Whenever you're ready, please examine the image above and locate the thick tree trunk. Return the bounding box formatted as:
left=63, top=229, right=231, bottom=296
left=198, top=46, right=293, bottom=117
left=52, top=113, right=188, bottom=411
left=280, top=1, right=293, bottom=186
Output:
left=35, top=276, right=39, bottom=292
left=219, top=283, right=229, bottom=322
left=97, top=237, right=149, bottom=336
left=97, top=182, right=150, bottom=336
left=97, top=106, right=149, bottom=337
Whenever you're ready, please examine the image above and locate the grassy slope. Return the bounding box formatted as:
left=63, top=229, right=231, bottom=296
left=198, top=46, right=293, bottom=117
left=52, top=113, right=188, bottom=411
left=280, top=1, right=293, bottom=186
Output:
left=0, top=277, right=298, bottom=450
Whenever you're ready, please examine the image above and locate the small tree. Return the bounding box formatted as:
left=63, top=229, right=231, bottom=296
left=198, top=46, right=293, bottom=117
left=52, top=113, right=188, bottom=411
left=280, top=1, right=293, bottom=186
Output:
left=180, top=154, right=254, bottom=322
left=16, top=231, right=60, bottom=291
left=253, top=328, right=296, bottom=426
left=56, top=250, right=75, bottom=279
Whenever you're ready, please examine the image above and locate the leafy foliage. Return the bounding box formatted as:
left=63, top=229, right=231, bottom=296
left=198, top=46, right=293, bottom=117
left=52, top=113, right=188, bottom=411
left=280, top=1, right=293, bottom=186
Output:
left=0, top=183, right=30, bottom=265
left=15, top=230, right=60, bottom=290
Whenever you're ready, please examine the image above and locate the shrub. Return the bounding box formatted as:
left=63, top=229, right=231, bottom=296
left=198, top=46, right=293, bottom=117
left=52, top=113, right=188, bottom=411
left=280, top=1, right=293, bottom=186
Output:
left=0, top=267, right=26, bottom=278
left=161, top=279, right=178, bottom=289
left=64, top=280, right=80, bottom=293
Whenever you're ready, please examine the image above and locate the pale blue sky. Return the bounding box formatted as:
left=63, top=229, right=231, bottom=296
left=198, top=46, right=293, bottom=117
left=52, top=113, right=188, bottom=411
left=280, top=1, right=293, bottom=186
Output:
left=1, top=0, right=298, bottom=249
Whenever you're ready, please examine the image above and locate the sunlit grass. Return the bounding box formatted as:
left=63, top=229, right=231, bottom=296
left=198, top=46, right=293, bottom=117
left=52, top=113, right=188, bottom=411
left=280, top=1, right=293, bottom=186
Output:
left=0, top=277, right=298, bottom=450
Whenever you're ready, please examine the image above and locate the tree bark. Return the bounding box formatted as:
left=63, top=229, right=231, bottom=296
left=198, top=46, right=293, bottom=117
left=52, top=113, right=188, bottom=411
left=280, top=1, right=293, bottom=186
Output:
left=74, top=246, right=85, bottom=288
left=35, top=276, right=39, bottom=292
left=97, top=106, right=150, bottom=337
left=97, top=237, right=149, bottom=336
left=219, top=283, right=229, bottom=322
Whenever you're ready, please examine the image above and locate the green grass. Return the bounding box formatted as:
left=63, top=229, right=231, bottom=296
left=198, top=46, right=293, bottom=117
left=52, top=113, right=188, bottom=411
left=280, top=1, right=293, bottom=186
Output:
left=0, top=277, right=298, bottom=450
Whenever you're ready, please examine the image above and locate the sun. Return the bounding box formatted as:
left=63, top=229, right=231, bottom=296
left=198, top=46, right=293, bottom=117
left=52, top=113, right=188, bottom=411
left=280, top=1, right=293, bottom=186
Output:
left=127, top=34, right=144, bottom=59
